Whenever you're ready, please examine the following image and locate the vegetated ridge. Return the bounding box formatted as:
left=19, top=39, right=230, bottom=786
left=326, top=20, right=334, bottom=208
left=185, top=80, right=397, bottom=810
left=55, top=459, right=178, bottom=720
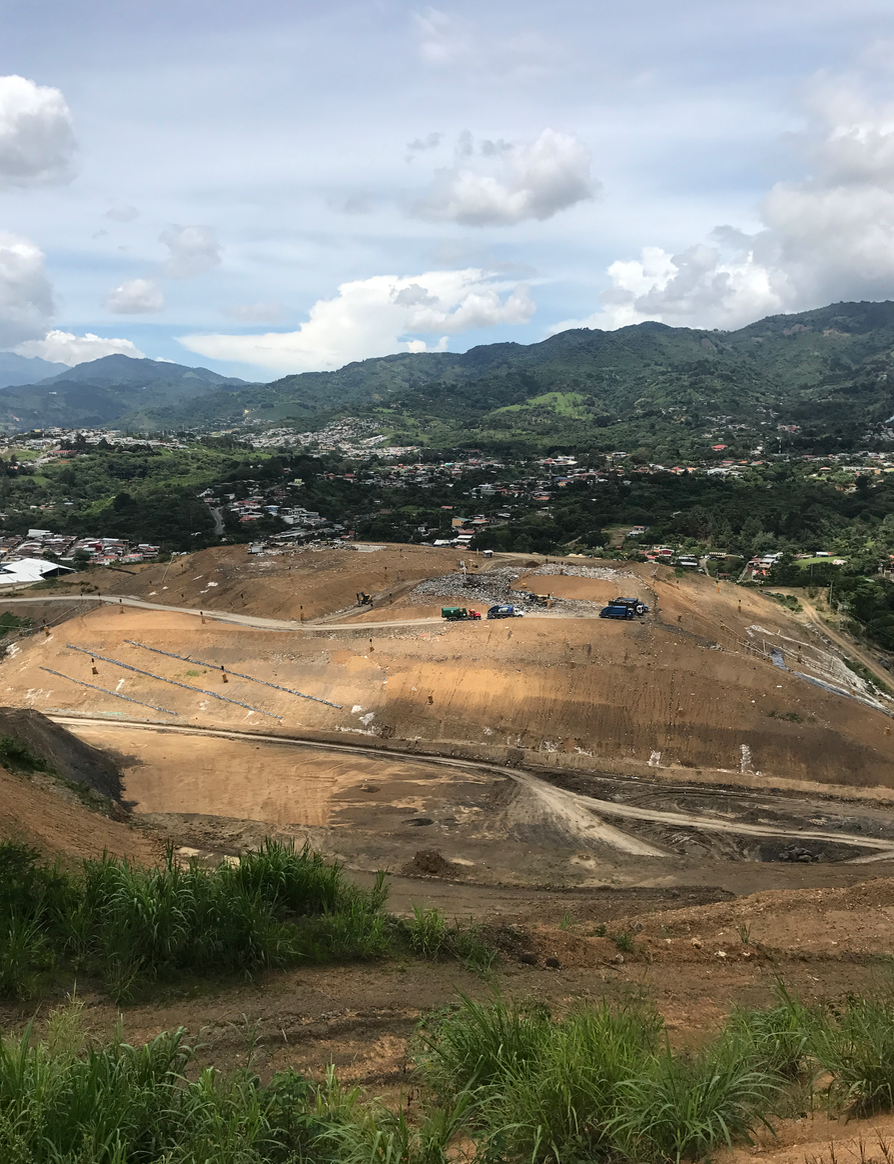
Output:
left=0, top=355, right=256, bottom=431
left=139, top=299, right=894, bottom=451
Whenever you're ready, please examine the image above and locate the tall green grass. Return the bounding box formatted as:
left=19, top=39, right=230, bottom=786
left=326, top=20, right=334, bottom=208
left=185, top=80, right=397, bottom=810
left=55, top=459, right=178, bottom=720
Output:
left=0, top=999, right=345, bottom=1164
left=8, top=987, right=894, bottom=1162
left=0, top=840, right=391, bottom=1001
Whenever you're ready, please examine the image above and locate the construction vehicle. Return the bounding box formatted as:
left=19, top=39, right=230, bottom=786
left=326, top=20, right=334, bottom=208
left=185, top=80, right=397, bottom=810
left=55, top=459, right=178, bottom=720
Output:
left=486, top=604, right=525, bottom=619
left=609, top=596, right=649, bottom=615
left=599, top=604, right=636, bottom=619
left=441, top=607, right=482, bottom=621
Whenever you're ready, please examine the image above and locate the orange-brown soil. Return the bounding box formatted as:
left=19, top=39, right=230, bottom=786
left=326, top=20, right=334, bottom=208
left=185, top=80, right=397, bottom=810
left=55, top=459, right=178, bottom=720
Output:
left=0, top=762, right=160, bottom=864
left=2, top=544, right=894, bottom=1133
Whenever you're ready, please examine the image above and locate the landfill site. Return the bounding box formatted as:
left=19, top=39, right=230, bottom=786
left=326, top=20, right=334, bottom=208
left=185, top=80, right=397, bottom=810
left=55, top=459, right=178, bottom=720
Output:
left=3, top=540, right=894, bottom=1122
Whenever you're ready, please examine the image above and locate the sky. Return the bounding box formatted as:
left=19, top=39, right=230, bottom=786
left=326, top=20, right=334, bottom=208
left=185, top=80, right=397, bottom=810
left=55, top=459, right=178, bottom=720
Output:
left=3, top=0, right=894, bottom=381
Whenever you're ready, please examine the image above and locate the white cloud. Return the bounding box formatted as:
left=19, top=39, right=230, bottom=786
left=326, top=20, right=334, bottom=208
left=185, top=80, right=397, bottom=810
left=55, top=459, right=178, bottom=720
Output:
left=180, top=268, right=535, bottom=373
left=0, top=74, right=76, bottom=188
left=104, top=278, right=165, bottom=314
left=159, top=224, right=221, bottom=279
left=105, top=201, right=139, bottom=223
left=222, top=302, right=284, bottom=323
left=572, top=82, right=894, bottom=332
left=14, top=330, right=146, bottom=366
left=0, top=231, right=55, bottom=348
left=415, top=129, right=598, bottom=226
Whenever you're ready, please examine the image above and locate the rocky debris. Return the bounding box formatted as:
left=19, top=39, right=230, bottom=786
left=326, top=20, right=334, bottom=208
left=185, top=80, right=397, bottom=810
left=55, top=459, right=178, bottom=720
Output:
left=780, top=844, right=822, bottom=863
left=411, top=567, right=529, bottom=608
left=533, top=563, right=637, bottom=581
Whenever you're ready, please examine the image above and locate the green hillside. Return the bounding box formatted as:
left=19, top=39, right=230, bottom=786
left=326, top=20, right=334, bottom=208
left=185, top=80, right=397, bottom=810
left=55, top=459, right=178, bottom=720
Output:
left=140, top=301, right=894, bottom=454
left=7, top=302, right=894, bottom=452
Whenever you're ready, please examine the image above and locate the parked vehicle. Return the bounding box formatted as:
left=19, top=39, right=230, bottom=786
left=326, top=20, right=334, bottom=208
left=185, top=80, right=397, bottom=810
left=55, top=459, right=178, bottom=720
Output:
left=609, top=596, right=649, bottom=615
left=441, top=607, right=481, bottom=621
left=486, top=604, right=525, bottom=619
left=599, top=604, right=635, bottom=619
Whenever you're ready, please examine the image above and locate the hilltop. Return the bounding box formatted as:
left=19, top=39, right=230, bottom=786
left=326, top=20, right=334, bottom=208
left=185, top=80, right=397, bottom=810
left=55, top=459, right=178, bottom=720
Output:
left=1, top=541, right=894, bottom=1158
left=4, top=302, right=894, bottom=452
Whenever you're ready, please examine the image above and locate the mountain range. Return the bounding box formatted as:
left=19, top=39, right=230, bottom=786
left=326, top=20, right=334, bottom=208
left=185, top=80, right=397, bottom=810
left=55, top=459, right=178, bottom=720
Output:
left=3, top=300, right=894, bottom=449
left=0, top=352, right=68, bottom=390
left=0, top=355, right=253, bottom=431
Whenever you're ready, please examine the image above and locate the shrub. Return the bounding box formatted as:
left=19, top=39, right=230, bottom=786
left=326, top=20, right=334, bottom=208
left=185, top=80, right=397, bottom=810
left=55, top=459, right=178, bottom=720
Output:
left=724, top=980, right=819, bottom=1078
left=402, top=906, right=496, bottom=973
left=812, top=995, right=894, bottom=1115
left=610, top=1037, right=780, bottom=1163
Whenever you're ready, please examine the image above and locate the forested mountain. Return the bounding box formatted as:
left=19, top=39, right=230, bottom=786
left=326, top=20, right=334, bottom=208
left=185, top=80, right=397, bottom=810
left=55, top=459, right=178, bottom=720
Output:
left=5, top=301, right=894, bottom=450
left=0, top=355, right=254, bottom=430
left=0, top=352, right=67, bottom=390
left=140, top=301, right=894, bottom=454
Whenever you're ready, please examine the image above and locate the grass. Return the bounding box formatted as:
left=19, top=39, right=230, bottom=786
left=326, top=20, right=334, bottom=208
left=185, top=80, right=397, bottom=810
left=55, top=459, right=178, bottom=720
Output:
left=0, top=841, right=497, bottom=1003
left=767, top=591, right=803, bottom=612
left=0, top=611, right=32, bottom=638
left=0, top=735, right=52, bottom=774
left=7, top=983, right=894, bottom=1161
left=843, top=655, right=893, bottom=696
left=401, top=906, right=496, bottom=973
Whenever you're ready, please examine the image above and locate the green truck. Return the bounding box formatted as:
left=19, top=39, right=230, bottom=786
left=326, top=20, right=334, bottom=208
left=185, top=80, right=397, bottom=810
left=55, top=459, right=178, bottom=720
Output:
left=441, top=607, right=482, bottom=621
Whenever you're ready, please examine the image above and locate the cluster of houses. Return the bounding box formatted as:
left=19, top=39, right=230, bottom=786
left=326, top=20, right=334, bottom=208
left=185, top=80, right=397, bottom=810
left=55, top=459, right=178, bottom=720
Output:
left=0, top=529, right=161, bottom=586
left=0, top=529, right=160, bottom=565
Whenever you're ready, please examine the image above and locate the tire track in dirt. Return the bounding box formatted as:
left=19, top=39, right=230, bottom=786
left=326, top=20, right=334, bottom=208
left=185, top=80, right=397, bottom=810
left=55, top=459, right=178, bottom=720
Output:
left=49, top=715, right=894, bottom=858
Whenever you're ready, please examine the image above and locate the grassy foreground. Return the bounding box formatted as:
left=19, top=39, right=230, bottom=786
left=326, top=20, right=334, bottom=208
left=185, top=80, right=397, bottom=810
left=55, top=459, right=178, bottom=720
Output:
left=4, top=986, right=894, bottom=1163
left=0, top=840, right=492, bottom=1003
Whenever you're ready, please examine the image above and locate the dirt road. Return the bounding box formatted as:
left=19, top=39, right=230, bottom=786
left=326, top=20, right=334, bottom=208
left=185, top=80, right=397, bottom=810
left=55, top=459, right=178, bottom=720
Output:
left=50, top=714, right=894, bottom=859
left=0, top=593, right=597, bottom=633
left=778, top=592, right=893, bottom=691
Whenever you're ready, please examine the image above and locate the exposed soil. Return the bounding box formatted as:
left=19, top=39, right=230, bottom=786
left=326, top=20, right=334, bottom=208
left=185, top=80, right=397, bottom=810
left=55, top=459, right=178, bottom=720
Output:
left=2, top=545, right=894, bottom=1133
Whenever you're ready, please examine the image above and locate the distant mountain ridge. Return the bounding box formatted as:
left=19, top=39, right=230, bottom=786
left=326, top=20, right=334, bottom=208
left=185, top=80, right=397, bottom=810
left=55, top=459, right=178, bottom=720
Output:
left=0, top=355, right=255, bottom=430
left=5, top=301, right=894, bottom=448
left=136, top=300, right=894, bottom=451
left=0, top=352, right=68, bottom=390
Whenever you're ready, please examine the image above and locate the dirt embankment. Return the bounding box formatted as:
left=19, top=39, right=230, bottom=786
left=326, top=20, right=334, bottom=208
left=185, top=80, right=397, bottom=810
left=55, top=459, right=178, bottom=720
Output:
left=1, top=555, right=891, bottom=794
left=97, top=543, right=468, bottom=622
left=0, top=707, right=123, bottom=800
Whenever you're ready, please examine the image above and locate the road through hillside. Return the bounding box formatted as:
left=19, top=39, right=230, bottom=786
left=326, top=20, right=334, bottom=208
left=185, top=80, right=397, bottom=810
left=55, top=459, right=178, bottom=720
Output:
left=50, top=714, right=894, bottom=860
left=0, top=592, right=590, bottom=632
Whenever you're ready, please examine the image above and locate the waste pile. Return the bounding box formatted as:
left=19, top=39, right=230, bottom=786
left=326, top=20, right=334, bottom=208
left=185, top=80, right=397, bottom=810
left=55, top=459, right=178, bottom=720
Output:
left=411, top=567, right=533, bottom=608
left=533, top=563, right=637, bottom=581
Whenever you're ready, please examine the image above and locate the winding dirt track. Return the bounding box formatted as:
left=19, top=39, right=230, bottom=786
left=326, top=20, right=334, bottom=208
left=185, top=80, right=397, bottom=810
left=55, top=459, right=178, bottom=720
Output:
left=0, top=593, right=445, bottom=631
left=48, top=714, right=894, bottom=859
left=0, top=593, right=590, bottom=632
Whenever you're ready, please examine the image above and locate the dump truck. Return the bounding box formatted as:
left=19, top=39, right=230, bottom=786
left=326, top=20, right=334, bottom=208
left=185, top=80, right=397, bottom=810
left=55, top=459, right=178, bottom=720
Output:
left=441, top=607, right=481, bottom=621
left=609, top=596, right=649, bottom=615
left=599, top=604, right=635, bottom=619
left=486, top=604, right=525, bottom=619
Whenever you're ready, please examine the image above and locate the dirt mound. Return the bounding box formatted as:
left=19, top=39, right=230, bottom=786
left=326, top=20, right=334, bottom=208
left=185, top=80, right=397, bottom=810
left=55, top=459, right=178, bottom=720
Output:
left=400, top=849, right=462, bottom=878
left=0, top=707, right=123, bottom=799
left=0, top=762, right=160, bottom=865
left=99, top=542, right=464, bottom=623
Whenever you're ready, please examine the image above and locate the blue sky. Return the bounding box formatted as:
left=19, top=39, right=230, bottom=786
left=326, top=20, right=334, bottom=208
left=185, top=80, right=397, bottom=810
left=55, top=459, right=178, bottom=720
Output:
left=2, top=0, right=894, bottom=380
